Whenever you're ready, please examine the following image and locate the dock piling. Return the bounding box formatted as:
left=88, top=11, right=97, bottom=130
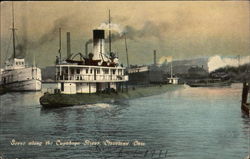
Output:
left=242, top=82, right=249, bottom=108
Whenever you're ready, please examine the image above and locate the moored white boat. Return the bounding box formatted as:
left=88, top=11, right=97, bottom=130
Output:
left=0, top=3, right=42, bottom=92
left=0, top=59, right=41, bottom=91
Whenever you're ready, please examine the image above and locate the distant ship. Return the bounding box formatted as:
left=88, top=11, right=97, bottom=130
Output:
left=0, top=3, right=41, bottom=91
left=187, top=78, right=231, bottom=87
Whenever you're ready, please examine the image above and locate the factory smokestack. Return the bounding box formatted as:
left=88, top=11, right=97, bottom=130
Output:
left=66, top=32, right=71, bottom=58
left=154, top=50, right=157, bottom=66
left=85, top=43, right=88, bottom=56
left=93, top=29, right=105, bottom=60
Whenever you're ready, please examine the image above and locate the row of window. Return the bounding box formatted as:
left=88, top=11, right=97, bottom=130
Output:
left=57, top=75, right=123, bottom=81
left=61, top=68, right=124, bottom=75
left=16, top=61, right=24, bottom=65
left=63, top=75, right=122, bottom=81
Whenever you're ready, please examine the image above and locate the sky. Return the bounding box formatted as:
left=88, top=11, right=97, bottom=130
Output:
left=0, top=1, right=249, bottom=68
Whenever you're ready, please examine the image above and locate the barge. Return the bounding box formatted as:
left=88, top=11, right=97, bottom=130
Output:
left=40, top=84, right=183, bottom=108
left=187, top=79, right=231, bottom=87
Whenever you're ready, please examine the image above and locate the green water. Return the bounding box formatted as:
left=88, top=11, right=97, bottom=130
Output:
left=0, top=83, right=249, bottom=159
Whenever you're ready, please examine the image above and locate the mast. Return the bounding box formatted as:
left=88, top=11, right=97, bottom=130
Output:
left=171, top=61, right=173, bottom=78
left=11, top=1, right=16, bottom=59
left=108, top=9, right=111, bottom=54
left=124, top=34, right=129, bottom=67
left=33, top=52, right=36, bottom=67
left=58, top=28, right=62, bottom=63
left=237, top=55, right=240, bottom=74
left=238, top=55, right=240, bottom=67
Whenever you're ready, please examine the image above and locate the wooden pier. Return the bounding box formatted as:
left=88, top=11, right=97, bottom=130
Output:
left=242, top=82, right=250, bottom=115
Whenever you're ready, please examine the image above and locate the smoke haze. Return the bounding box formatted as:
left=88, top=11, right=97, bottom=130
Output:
left=158, top=56, right=173, bottom=64
left=1, top=1, right=249, bottom=67
left=37, top=16, right=71, bottom=46
left=208, top=55, right=250, bottom=72
left=8, top=15, right=75, bottom=60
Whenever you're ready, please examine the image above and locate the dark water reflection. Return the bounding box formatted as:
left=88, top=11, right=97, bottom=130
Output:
left=0, top=83, right=249, bottom=159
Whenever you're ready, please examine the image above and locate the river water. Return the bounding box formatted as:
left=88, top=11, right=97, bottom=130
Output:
left=0, top=83, right=249, bottom=159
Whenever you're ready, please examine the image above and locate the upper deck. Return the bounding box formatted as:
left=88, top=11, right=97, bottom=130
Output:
left=4, top=58, right=26, bottom=71
left=56, top=64, right=128, bottom=83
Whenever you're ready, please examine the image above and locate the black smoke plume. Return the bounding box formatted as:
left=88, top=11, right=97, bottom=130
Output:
left=123, top=21, right=169, bottom=40
left=37, top=16, right=71, bottom=46
left=9, top=16, right=73, bottom=60
left=84, top=21, right=169, bottom=54
left=9, top=15, right=28, bottom=59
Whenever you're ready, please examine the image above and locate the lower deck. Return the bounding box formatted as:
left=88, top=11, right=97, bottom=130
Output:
left=56, top=82, right=127, bottom=94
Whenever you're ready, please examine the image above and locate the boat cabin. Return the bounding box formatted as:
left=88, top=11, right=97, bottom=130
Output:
left=5, top=58, right=25, bottom=70
left=55, top=29, right=128, bottom=94
left=167, top=77, right=179, bottom=84
left=56, top=64, right=128, bottom=94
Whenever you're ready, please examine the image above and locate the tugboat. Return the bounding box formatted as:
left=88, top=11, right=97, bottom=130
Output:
left=0, top=3, right=42, bottom=91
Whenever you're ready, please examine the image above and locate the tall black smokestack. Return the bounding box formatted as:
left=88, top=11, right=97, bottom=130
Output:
left=66, top=32, right=71, bottom=58
left=93, top=29, right=105, bottom=60
left=154, top=50, right=156, bottom=66
left=93, top=29, right=105, bottom=40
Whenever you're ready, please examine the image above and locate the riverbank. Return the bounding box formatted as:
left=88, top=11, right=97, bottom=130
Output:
left=40, top=84, right=184, bottom=108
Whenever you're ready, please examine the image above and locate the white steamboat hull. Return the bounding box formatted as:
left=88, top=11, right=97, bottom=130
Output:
left=1, top=66, right=42, bottom=92
left=3, top=79, right=41, bottom=91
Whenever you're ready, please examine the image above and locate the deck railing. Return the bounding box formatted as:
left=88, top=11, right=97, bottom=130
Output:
left=56, top=74, right=128, bottom=82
